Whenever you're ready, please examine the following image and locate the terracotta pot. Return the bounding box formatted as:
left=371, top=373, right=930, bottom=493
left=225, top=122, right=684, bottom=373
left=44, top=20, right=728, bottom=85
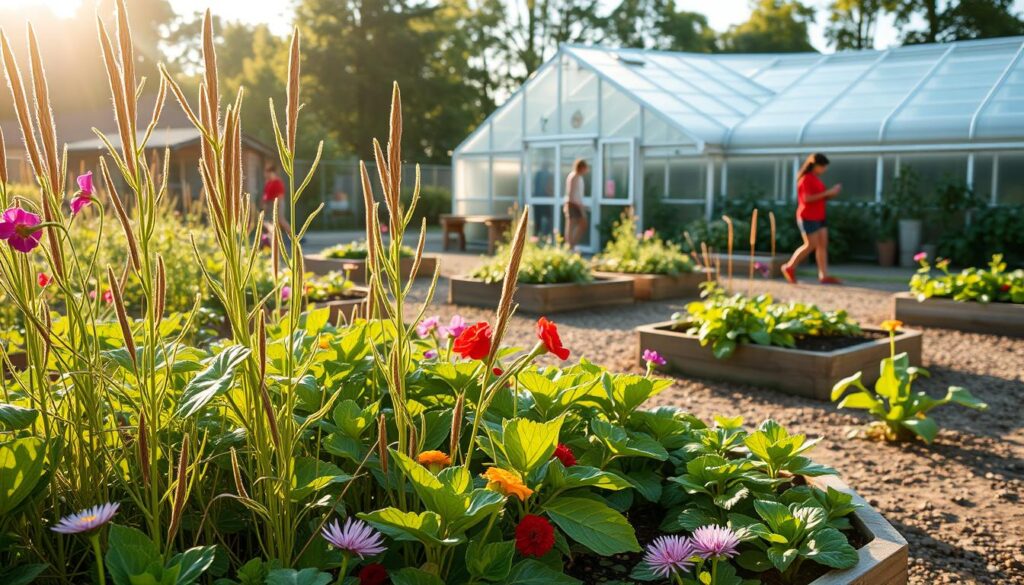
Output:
left=876, top=240, right=896, bottom=267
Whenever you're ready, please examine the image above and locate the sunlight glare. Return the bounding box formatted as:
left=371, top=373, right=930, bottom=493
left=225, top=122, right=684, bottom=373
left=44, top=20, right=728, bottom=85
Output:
left=0, top=0, right=81, bottom=18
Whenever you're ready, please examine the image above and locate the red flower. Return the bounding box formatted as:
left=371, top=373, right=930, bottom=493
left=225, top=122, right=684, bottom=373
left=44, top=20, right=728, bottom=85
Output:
left=102, top=289, right=114, bottom=304
left=37, top=272, right=50, bottom=287
left=453, top=321, right=492, bottom=360
left=357, top=563, right=388, bottom=585
left=493, top=367, right=504, bottom=376
left=552, top=443, right=577, bottom=467
left=515, top=514, right=555, bottom=558
left=1000, top=283, right=1011, bottom=293
left=536, top=317, right=570, bottom=360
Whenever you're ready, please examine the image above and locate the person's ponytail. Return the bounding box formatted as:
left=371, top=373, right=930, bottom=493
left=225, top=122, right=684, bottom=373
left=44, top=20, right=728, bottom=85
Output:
left=798, top=153, right=830, bottom=179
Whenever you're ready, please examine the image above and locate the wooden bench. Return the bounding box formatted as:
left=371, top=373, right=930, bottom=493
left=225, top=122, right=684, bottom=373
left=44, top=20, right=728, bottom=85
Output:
left=440, top=214, right=513, bottom=254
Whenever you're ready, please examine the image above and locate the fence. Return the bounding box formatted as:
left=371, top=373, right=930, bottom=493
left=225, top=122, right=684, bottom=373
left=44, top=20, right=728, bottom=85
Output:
left=295, top=159, right=452, bottom=230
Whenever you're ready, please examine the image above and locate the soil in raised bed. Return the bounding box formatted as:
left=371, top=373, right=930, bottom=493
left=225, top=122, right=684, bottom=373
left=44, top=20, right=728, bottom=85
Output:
left=564, top=502, right=868, bottom=584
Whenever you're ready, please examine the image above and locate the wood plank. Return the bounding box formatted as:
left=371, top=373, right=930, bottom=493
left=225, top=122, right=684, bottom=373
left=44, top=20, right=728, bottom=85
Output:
left=893, top=292, right=1024, bottom=338
left=710, top=253, right=786, bottom=279
left=449, top=276, right=634, bottom=314
left=303, top=254, right=438, bottom=284
left=636, top=322, right=923, bottom=400
left=593, top=269, right=715, bottom=301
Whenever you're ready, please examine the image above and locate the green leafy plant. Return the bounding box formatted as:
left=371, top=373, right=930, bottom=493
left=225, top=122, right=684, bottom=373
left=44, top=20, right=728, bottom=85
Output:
left=471, top=236, right=592, bottom=284
left=909, top=253, right=1023, bottom=304
left=832, top=322, right=988, bottom=442
left=303, top=270, right=358, bottom=302
left=322, top=239, right=414, bottom=259
left=592, top=208, right=696, bottom=275
left=673, top=284, right=861, bottom=359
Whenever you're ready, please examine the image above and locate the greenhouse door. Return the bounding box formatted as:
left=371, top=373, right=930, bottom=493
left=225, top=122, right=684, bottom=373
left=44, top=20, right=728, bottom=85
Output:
left=595, top=139, right=635, bottom=247
left=525, top=141, right=596, bottom=250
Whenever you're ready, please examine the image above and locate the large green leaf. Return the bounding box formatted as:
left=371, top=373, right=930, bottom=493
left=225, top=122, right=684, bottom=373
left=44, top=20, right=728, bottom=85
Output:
left=0, top=437, right=48, bottom=514
left=389, top=450, right=467, bottom=522
left=544, top=497, right=640, bottom=555
left=175, top=345, right=251, bottom=418
left=466, top=540, right=515, bottom=582
left=291, top=457, right=353, bottom=501
left=359, top=508, right=458, bottom=547
left=802, top=527, right=858, bottom=569
left=169, top=545, right=218, bottom=585
left=547, top=463, right=631, bottom=492
left=0, top=404, right=37, bottom=431
left=0, top=563, right=46, bottom=585
left=502, top=560, right=581, bottom=585
left=501, top=418, right=562, bottom=475
left=901, top=416, right=939, bottom=443
left=941, top=386, right=987, bottom=410
left=105, top=525, right=164, bottom=585
left=265, top=568, right=332, bottom=585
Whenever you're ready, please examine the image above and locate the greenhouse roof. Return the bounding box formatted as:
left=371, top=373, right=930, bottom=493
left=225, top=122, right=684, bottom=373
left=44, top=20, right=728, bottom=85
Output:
left=550, top=37, right=1024, bottom=151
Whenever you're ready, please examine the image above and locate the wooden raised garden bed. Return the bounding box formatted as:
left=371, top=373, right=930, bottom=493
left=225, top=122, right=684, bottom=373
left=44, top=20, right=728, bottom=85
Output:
left=806, top=474, right=908, bottom=585
left=268, top=289, right=369, bottom=325
left=636, top=322, right=923, bottom=400
left=449, top=275, right=634, bottom=314
left=710, top=253, right=785, bottom=279
left=892, top=292, right=1024, bottom=338
left=593, top=269, right=715, bottom=301
left=303, top=254, right=438, bottom=284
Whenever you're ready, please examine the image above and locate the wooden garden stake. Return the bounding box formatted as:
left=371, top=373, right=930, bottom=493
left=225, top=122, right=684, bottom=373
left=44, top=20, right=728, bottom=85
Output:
left=748, top=209, right=758, bottom=296
left=722, top=215, right=734, bottom=292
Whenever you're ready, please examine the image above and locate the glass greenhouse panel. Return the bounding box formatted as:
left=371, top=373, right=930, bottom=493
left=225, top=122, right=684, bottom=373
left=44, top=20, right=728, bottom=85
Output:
left=974, top=154, right=995, bottom=203
left=561, top=56, right=599, bottom=134
left=726, top=159, right=778, bottom=200
left=602, top=143, right=631, bottom=200
left=897, top=154, right=968, bottom=198
left=642, top=110, right=695, bottom=146
left=974, top=60, right=1024, bottom=139
left=491, top=94, right=523, bottom=151
left=493, top=157, right=521, bottom=200
left=525, top=64, right=559, bottom=136
left=825, top=156, right=877, bottom=202
left=602, top=82, right=640, bottom=138
left=666, top=158, right=706, bottom=200
left=455, top=158, right=490, bottom=200
left=460, top=123, right=491, bottom=153
left=997, top=152, right=1024, bottom=205
left=456, top=199, right=492, bottom=215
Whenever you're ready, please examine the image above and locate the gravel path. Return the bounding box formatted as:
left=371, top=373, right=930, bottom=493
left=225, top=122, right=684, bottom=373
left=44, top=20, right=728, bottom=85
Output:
left=409, top=252, right=1024, bottom=585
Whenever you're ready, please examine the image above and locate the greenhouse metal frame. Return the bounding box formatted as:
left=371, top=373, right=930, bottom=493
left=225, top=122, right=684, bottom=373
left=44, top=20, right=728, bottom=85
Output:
left=452, top=36, right=1024, bottom=251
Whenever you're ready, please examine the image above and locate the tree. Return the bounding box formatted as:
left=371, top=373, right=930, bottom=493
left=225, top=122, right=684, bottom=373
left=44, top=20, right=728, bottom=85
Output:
left=893, top=0, right=1024, bottom=44
left=603, top=0, right=716, bottom=52
left=826, top=0, right=894, bottom=50
left=719, top=0, right=817, bottom=53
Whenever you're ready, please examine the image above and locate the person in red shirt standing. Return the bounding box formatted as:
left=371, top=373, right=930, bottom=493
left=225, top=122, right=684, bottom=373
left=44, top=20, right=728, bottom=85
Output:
left=782, top=153, right=842, bottom=285
left=262, top=163, right=291, bottom=236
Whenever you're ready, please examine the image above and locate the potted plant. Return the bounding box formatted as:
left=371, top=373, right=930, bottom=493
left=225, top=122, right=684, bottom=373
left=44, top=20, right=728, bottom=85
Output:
left=888, top=166, right=924, bottom=267
left=873, top=198, right=897, bottom=267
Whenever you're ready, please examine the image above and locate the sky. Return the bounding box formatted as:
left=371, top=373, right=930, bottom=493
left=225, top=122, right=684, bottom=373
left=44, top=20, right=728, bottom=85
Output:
left=2, top=0, right=1021, bottom=52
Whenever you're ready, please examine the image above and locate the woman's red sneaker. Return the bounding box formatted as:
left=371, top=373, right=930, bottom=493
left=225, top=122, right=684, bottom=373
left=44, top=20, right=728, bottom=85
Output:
left=782, top=265, right=797, bottom=284
left=819, top=276, right=842, bottom=285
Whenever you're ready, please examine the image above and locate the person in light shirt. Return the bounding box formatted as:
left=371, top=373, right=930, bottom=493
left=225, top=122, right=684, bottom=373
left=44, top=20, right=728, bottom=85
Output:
left=563, top=159, right=589, bottom=249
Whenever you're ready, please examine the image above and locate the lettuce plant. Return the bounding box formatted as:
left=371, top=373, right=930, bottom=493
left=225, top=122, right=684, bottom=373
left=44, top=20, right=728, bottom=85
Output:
left=592, top=209, right=696, bottom=275
left=674, top=284, right=861, bottom=359
left=832, top=322, right=988, bottom=442
left=909, top=253, right=1023, bottom=304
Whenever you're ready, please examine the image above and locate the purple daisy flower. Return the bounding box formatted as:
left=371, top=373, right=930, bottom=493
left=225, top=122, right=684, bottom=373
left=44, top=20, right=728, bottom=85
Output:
left=643, top=535, right=695, bottom=578
left=51, top=502, right=120, bottom=534
left=441, top=315, right=467, bottom=339
left=691, top=525, right=740, bottom=560
left=417, top=316, right=440, bottom=338
left=0, top=207, right=43, bottom=253
left=322, top=518, right=386, bottom=558
left=642, top=349, right=666, bottom=366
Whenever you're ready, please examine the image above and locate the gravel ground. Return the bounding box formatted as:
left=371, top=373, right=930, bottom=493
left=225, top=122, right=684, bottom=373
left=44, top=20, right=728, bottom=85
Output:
left=410, top=252, right=1024, bottom=585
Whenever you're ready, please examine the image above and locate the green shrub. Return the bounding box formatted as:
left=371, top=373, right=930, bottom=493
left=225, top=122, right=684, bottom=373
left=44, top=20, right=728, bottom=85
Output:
left=471, top=236, right=591, bottom=284
left=909, top=253, right=1023, bottom=304
left=401, top=185, right=451, bottom=227
left=592, top=210, right=694, bottom=275
left=323, top=239, right=414, bottom=259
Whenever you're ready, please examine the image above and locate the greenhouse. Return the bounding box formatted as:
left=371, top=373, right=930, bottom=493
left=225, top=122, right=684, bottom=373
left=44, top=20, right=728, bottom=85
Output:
left=452, top=36, right=1024, bottom=250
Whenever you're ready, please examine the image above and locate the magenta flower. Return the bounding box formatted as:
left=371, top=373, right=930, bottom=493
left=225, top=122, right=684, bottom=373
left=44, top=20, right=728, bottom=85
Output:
left=102, top=289, right=114, bottom=304
left=754, top=261, right=770, bottom=278
left=642, top=349, right=666, bottom=366
left=322, top=518, right=386, bottom=558
left=643, top=535, right=695, bottom=578
left=281, top=286, right=291, bottom=301
left=0, top=207, right=43, bottom=253
left=691, top=525, right=740, bottom=560
left=51, top=502, right=119, bottom=534
left=442, top=315, right=467, bottom=339
left=70, top=171, right=95, bottom=215
left=913, top=251, right=927, bottom=263
left=643, top=228, right=656, bottom=241
left=424, top=349, right=438, bottom=359
left=417, top=316, right=440, bottom=338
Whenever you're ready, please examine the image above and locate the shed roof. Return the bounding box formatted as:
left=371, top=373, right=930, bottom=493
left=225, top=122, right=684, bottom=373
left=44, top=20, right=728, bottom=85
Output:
left=513, top=37, right=1024, bottom=151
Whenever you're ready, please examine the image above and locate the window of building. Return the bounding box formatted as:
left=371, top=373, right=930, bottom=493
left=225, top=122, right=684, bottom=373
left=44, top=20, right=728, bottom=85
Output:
left=455, top=157, right=490, bottom=200
left=996, top=152, right=1024, bottom=205
left=491, top=94, right=523, bottom=152
left=525, top=65, right=558, bottom=137
left=823, top=156, right=877, bottom=202
left=726, top=159, right=777, bottom=200
left=561, top=57, right=599, bottom=135
left=493, top=157, right=521, bottom=204
left=602, top=83, right=640, bottom=138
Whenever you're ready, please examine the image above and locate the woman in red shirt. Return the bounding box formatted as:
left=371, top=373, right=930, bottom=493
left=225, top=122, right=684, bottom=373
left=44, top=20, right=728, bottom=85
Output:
left=782, top=153, right=842, bottom=285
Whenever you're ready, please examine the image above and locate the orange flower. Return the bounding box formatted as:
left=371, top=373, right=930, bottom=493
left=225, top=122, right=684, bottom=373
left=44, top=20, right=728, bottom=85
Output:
left=482, top=467, right=533, bottom=501
left=880, top=319, right=903, bottom=333
left=318, top=336, right=332, bottom=350
left=417, top=450, right=451, bottom=472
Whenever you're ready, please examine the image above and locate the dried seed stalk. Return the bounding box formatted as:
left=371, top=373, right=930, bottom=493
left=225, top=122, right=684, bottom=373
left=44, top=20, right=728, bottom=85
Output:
left=138, top=411, right=150, bottom=487
left=722, top=215, right=734, bottom=292
left=107, top=266, right=137, bottom=369
left=166, top=434, right=190, bottom=543
left=230, top=447, right=249, bottom=499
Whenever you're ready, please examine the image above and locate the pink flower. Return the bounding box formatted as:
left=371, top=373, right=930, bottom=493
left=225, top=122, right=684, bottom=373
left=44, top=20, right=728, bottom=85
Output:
left=381, top=225, right=389, bottom=234
left=417, top=316, right=440, bottom=338
left=0, top=207, right=43, bottom=253
left=529, top=236, right=539, bottom=244
left=643, top=535, right=695, bottom=578
left=754, top=261, right=770, bottom=278
left=321, top=518, right=386, bottom=559
left=914, top=251, right=927, bottom=263
left=642, top=349, right=666, bottom=366
left=424, top=349, right=438, bottom=359
left=690, top=525, right=740, bottom=560
left=281, top=286, right=292, bottom=301
left=102, top=290, right=114, bottom=304
left=441, top=315, right=467, bottom=339
left=70, top=171, right=95, bottom=215
left=643, top=228, right=656, bottom=240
